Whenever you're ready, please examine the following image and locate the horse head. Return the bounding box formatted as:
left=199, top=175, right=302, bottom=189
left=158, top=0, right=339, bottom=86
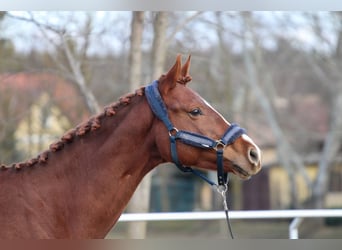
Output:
left=151, top=55, right=261, bottom=180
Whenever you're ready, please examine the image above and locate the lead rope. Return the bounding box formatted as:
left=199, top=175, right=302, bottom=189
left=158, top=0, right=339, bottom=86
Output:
left=216, top=183, right=235, bottom=239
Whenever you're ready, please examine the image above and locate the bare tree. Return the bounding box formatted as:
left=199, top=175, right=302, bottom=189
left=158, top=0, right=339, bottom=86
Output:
left=151, top=12, right=168, bottom=80
left=128, top=12, right=144, bottom=91
left=303, top=12, right=342, bottom=208
left=7, top=12, right=101, bottom=115
left=125, top=11, right=150, bottom=239
left=150, top=12, right=171, bottom=212
left=240, top=12, right=313, bottom=208
left=126, top=11, right=171, bottom=238
left=237, top=11, right=342, bottom=209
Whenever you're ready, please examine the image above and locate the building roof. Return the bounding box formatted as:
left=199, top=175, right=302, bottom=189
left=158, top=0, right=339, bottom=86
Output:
left=0, top=72, right=89, bottom=124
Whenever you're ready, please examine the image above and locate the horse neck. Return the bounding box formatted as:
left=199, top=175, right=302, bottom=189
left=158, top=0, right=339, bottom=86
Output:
left=22, top=95, right=162, bottom=238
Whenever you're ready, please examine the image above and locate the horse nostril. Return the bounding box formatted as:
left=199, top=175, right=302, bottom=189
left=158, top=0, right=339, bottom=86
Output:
left=248, top=147, right=260, bottom=165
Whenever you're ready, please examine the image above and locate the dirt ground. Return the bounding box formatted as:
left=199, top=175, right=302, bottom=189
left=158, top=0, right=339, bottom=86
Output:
left=106, top=218, right=342, bottom=239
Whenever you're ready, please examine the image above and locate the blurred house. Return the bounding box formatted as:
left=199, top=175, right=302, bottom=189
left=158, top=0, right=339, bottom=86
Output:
left=237, top=94, right=342, bottom=210
left=0, top=72, right=87, bottom=162
left=15, top=92, right=71, bottom=158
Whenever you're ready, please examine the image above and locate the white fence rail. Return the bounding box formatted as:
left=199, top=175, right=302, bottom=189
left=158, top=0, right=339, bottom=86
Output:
left=118, top=209, right=342, bottom=239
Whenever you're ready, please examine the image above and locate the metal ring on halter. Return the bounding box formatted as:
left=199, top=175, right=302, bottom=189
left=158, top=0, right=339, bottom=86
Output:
left=168, top=127, right=179, bottom=137
left=213, top=140, right=226, bottom=151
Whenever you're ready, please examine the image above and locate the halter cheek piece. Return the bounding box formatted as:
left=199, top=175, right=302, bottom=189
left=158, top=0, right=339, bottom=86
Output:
left=145, top=80, right=246, bottom=187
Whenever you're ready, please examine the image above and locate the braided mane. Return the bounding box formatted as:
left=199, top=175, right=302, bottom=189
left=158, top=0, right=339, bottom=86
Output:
left=0, top=87, right=145, bottom=171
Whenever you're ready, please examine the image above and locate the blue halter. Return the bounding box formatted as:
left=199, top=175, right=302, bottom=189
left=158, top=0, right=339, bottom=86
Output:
left=145, top=80, right=246, bottom=187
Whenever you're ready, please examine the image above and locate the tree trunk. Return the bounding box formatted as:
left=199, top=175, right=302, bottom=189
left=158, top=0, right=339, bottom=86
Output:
left=151, top=12, right=168, bottom=80
left=128, top=11, right=144, bottom=91
left=126, top=11, right=149, bottom=239
left=151, top=12, right=170, bottom=212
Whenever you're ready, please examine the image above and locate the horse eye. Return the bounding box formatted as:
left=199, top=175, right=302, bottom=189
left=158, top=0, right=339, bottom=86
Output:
left=189, top=108, right=203, bottom=116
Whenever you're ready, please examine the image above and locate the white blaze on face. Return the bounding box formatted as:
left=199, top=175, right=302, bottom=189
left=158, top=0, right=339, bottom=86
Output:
left=202, top=98, right=230, bottom=124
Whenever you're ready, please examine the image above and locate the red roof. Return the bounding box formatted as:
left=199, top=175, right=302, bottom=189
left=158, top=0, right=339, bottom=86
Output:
left=0, top=72, right=89, bottom=124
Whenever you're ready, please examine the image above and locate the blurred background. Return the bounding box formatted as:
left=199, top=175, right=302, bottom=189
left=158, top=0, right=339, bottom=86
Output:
left=0, top=11, right=342, bottom=238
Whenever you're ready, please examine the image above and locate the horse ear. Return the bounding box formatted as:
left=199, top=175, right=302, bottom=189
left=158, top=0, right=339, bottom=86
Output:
left=160, top=54, right=182, bottom=94
left=177, top=54, right=192, bottom=85
left=181, top=55, right=191, bottom=77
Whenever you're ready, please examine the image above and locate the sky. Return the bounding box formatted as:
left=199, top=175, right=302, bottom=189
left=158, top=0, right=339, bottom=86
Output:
left=1, top=12, right=133, bottom=55
left=2, top=0, right=342, bottom=11
left=1, top=11, right=339, bottom=56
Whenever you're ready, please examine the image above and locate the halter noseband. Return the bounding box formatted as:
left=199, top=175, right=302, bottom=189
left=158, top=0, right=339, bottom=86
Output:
left=145, top=80, right=246, bottom=187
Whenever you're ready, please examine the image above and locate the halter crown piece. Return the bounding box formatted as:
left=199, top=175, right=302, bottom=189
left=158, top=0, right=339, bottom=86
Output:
left=145, top=80, right=246, bottom=187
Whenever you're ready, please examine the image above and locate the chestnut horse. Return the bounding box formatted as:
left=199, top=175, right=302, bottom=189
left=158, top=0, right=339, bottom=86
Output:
left=0, top=55, right=261, bottom=239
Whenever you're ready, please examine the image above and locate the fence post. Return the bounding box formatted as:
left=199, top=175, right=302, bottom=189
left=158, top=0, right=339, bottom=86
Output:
left=289, top=217, right=303, bottom=239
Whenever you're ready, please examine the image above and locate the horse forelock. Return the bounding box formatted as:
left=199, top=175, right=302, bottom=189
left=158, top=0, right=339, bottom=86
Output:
left=158, top=74, right=192, bottom=86
left=1, top=86, right=146, bottom=172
